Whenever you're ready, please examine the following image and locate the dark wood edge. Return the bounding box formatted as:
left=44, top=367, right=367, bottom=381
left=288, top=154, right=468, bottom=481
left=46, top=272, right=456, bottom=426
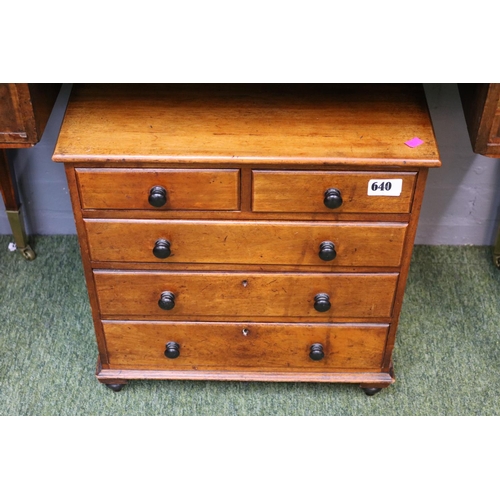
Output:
left=458, top=83, right=500, bottom=155
left=80, top=210, right=412, bottom=222
left=11, top=84, right=37, bottom=143
left=27, top=83, right=62, bottom=141
left=360, top=364, right=395, bottom=389
left=64, top=162, right=428, bottom=172
left=382, top=169, right=429, bottom=370
left=474, top=86, right=497, bottom=154
left=53, top=154, right=442, bottom=168
left=96, top=361, right=395, bottom=385
left=90, top=262, right=403, bottom=273
left=98, top=315, right=394, bottom=323
left=65, top=166, right=110, bottom=366
left=0, top=150, right=19, bottom=208
left=1, top=84, right=62, bottom=146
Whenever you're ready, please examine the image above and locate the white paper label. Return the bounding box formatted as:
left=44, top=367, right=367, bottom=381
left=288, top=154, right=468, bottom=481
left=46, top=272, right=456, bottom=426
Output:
left=367, top=179, right=402, bottom=196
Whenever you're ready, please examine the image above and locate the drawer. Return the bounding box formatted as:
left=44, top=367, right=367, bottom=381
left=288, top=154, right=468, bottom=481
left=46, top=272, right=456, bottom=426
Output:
left=84, top=219, right=407, bottom=267
left=75, top=168, right=240, bottom=210
left=252, top=170, right=417, bottom=213
left=94, top=271, right=398, bottom=320
left=102, top=321, right=389, bottom=371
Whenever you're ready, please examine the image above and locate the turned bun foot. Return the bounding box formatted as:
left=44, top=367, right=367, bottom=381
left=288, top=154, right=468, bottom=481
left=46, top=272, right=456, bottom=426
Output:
left=105, top=383, right=126, bottom=392
left=362, top=387, right=383, bottom=396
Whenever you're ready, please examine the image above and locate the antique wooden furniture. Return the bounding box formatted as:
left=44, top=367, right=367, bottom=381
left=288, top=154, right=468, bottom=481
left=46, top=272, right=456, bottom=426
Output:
left=459, top=84, right=500, bottom=157
left=53, top=84, right=441, bottom=394
left=458, top=83, right=500, bottom=268
left=0, top=83, right=61, bottom=259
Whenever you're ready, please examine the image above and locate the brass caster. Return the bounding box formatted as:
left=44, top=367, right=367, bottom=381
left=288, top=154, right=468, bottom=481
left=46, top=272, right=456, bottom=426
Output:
left=20, top=245, right=36, bottom=261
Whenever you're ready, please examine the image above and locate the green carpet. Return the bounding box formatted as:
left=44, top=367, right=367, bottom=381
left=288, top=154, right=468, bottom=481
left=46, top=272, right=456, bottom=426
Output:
left=1, top=235, right=499, bottom=415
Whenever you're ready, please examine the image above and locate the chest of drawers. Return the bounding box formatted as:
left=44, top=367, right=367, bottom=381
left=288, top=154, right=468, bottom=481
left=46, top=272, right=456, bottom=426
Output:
left=53, top=84, right=441, bottom=395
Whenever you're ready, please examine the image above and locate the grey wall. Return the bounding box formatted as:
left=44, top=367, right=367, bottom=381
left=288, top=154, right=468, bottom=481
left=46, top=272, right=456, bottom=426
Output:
left=417, top=84, right=500, bottom=244
left=1, top=83, right=499, bottom=244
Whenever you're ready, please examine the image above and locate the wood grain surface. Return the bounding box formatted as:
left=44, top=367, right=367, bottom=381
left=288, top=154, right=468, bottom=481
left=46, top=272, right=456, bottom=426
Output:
left=102, top=321, right=389, bottom=371
left=52, top=84, right=440, bottom=388
left=0, top=83, right=61, bottom=145
left=93, top=270, right=399, bottom=321
left=84, top=219, right=407, bottom=267
left=53, top=84, right=441, bottom=167
left=76, top=168, right=240, bottom=210
left=252, top=170, right=417, bottom=213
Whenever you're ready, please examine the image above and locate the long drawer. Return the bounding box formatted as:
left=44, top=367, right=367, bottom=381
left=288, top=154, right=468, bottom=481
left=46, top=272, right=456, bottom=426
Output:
left=252, top=170, right=417, bottom=213
left=76, top=168, right=240, bottom=210
left=84, top=219, right=407, bottom=267
left=102, top=321, right=389, bottom=371
left=94, top=271, right=399, bottom=320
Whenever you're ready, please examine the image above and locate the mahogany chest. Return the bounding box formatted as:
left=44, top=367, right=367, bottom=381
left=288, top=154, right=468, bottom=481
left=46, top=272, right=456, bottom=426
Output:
left=52, top=84, right=441, bottom=395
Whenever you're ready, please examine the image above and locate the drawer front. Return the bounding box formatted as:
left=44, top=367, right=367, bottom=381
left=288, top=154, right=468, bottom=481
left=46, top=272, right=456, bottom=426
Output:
left=252, top=170, right=417, bottom=213
left=102, top=321, right=389, bottom=371
left=75, top=168, right=240, bottom=210
left=85, top=219, right=407, bottom=267
left=94, top=271, right=398, bottom=320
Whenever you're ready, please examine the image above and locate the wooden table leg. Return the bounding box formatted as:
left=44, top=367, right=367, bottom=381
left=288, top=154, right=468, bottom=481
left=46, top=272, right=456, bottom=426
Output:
left=0, top=150, right=36, bottom=260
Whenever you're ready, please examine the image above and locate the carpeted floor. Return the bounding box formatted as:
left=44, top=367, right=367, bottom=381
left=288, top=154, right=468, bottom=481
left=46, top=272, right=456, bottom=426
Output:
left=1, top=235, right=499, bottom=415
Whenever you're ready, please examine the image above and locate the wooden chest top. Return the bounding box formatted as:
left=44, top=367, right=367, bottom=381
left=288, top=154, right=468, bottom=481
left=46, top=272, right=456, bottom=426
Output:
left=53, top=84, right=441, bottom=167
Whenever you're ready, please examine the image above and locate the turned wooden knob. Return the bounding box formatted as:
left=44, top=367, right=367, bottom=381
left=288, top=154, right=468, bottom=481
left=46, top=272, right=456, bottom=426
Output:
left=164, top=342, right=180, bottom=359
left=314, top=293, right=331, bottom=312
left=148, top=186, right=167, bottom=207
left=319, top=241, right=336, bottom=261
left=153, top=239, right=171, bottom=259
left=158, top=291, right=176, bottom=310
left=324, top=188, right=343, bottom=209
left=309, top=343, right=325, bottom=361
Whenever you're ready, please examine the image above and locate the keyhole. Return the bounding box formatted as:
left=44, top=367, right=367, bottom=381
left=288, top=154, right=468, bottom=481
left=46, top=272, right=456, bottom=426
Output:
left=242, top=328, right=250, bottom=336
left=242, top=280, right=248, bottom=287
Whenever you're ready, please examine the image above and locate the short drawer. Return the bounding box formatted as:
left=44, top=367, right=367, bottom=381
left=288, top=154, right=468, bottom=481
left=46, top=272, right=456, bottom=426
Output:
left=84, top=219, right=407, bottom=267
left=102, top=321, right=389, bottom=371
left=252, top=170, right=417, bottom=213
left=75, top=168, right=240, bottom=210
left=94, top=271, right=398, bottom=321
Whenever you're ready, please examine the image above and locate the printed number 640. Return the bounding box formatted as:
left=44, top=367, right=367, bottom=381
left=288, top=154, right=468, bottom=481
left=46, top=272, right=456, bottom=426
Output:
left=367, top=179, right=402, bottom=196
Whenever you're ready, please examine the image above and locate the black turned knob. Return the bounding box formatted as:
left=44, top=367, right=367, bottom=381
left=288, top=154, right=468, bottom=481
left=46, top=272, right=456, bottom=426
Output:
left=324, top=188, right=343, bottom=209
left=319, top=241, right=337, bottom=261
left=314, top=293, right=331, bottom=312
left=158, top=291, right=176, bottom=310
left=148, top=186, right=168, bottom=207
left=309, top=343, right=325, bottom=361
left=153, top=239, right=171, bottom=259
left=164, top=342, right=180, bottom=359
